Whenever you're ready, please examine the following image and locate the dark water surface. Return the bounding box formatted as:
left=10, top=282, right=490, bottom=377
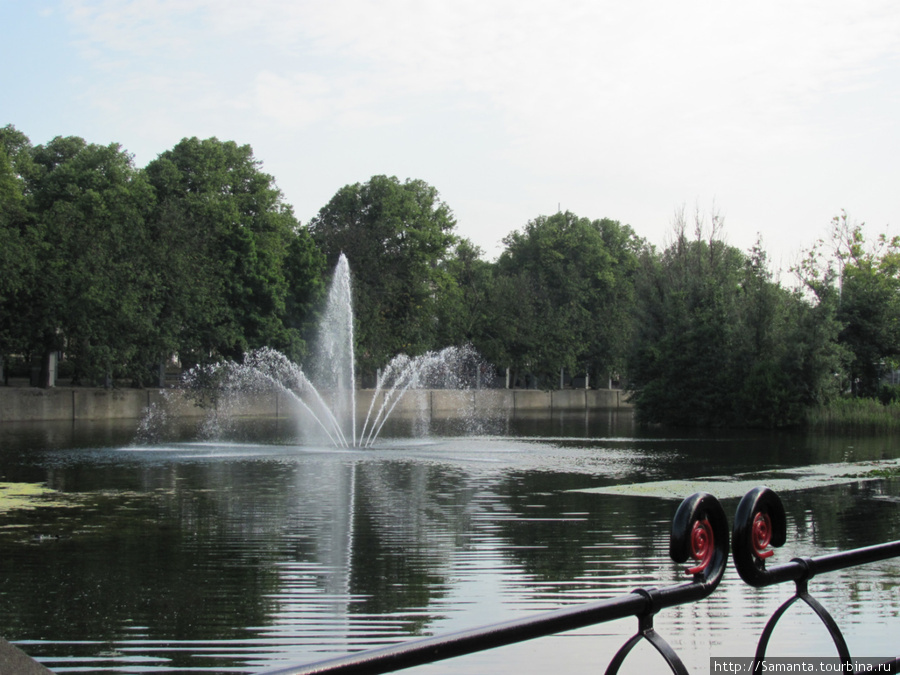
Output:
left=0, top=411, right=899, bottom=673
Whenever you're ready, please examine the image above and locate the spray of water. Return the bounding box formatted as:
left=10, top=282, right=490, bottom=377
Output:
left=181, top=254, right=488, bottom=447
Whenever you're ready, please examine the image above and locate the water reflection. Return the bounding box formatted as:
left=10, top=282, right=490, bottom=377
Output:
left=0, top=412, right=898, bottom=673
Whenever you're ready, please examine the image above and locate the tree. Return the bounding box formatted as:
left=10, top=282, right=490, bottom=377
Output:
left=0, top=126, right=35, bottom=364
left=628, top=213, right=745, bottom=425
left=795, top=211, right=900, bottom=397
left=12, top=134, right=155, bottom=385
left=0, top=130, right=323, bottom=387
left=145, top=137, right=323, bottom=366
left=734, top=242, right=845, bottom=425
left=433, top=238, right=494, bottom=348
left=492, top=211, right=641, bottom=387
left=308, top=175, right=458, bottom=375
left=628, top=211, right=845, bottom=427
left=282, top=226, right=327, bottom=356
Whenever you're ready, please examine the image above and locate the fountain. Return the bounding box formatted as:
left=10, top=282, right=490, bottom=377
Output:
left=182, top=254, right=487, bottom=447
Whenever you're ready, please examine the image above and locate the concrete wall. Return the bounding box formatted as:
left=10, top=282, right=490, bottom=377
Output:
left=0, top=388, right=208, bottom=423
left=0, top=386, right=632, bottom=423
left=348, top=388, right=632, bottom=418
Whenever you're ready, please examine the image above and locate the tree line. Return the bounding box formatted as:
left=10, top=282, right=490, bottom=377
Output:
left=3, top=125, right=899, bottom=427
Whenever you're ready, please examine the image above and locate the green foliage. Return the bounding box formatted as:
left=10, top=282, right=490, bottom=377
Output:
left=627, top=212, right=845, bottom=427
left=282, top=227, right=327, bottom=356
left=490, top=211, right=642, bottom=386
left=628, top=226, right=741, bottom=425
left=5, top=134, right=156, bottom=385
left=0, top=126, right=35, bottom=356
left=852, top=463, right=900, bottom=479
left=308, top=175, right=457, bottom=374
left=145, top=137, right=324, bottom=366
left=7, top=121, right=899, bottom=435
left=434, top=238, right=495, bottom=348
left=1, top=129, right=324, bottom=386
left=795, top=211, right=900, bottom=397
left=877, top=383, right=900, bottom=405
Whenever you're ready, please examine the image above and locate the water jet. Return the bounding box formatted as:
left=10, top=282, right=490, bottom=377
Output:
left=184, top=254, right=486, bottom=447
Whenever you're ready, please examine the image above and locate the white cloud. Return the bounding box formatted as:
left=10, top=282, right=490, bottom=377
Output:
left=34, top=0, right=900, bottom=261
left=59, top=0, right=900, bottom=144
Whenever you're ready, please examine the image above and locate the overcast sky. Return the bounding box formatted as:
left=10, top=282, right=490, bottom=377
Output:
left=4, top=0, right=900, bottom=268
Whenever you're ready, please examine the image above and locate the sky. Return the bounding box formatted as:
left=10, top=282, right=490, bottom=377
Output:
left=3, top=0, right=900, bottom=269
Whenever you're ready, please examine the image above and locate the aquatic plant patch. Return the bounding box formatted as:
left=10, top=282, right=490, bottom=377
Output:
left=0, top=482, right=72, bottom=513
left=574, top=458, right=900, bottom=499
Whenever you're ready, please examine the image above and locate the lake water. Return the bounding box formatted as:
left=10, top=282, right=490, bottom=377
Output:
left=1, top=411, right=899, bottom=673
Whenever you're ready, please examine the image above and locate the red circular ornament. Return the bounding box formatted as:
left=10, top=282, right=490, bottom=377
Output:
left=752, top=511, right=775, bottom=559
left=686, top=518, right=713, bottom=575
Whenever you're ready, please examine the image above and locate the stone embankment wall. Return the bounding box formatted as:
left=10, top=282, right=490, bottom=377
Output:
left=0, top=387, right=632, bottom=423
left=0, top=388, right=199, bottom=423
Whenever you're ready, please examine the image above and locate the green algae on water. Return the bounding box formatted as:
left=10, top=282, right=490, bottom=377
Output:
left=0, top=482, right=72, bottom=513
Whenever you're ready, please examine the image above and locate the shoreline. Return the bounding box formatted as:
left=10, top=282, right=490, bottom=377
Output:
left=0, top=386, right=632, bottom=423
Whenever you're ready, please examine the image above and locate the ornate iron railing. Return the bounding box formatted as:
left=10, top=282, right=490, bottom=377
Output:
left=257, top=486, right=900, bottom=675
left=731, top=486, right=900, bottom=672
left=258, top=492, right=729, bottom=675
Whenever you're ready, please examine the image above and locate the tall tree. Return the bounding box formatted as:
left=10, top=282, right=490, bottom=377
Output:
left=834, top=213, right=898, bottom=396
left=283, top=226, right=328, bottom=352
left=629, top=212, right=844, bottom=427
left=0, top=126, right=35, bottom=364
left=12, top=134, right=154, bottom=385
left=734, top=242, right=845, bottom=425
left=434, top=238, right=494, bottom=348
left=308, top=175, right=458, bottom=375
left=492, top=211, right=641, bottom=387
left=628, top=214, right=744, bottom=425
left=145, top=137, right=322, bottom=366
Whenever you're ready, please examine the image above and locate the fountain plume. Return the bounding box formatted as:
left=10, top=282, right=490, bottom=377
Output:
left=182, top=254, right=487, bottom=447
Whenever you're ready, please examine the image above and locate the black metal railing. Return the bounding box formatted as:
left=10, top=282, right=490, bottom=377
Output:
left=257, top=486, right=900, bottom=675
left=258, top=492, right=730, bottom=675
left=732, top=486, right=900, bottom=672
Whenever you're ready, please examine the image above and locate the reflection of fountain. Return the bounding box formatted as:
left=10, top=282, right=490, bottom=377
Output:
left=186, top=254, right=485, bottom=447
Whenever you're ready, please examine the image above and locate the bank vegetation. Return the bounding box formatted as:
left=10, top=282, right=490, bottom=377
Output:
left=3, top=124, right=899, bottom=429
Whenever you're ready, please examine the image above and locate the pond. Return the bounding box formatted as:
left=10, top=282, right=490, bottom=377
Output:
left=0, top=411, right=899, bottom=673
